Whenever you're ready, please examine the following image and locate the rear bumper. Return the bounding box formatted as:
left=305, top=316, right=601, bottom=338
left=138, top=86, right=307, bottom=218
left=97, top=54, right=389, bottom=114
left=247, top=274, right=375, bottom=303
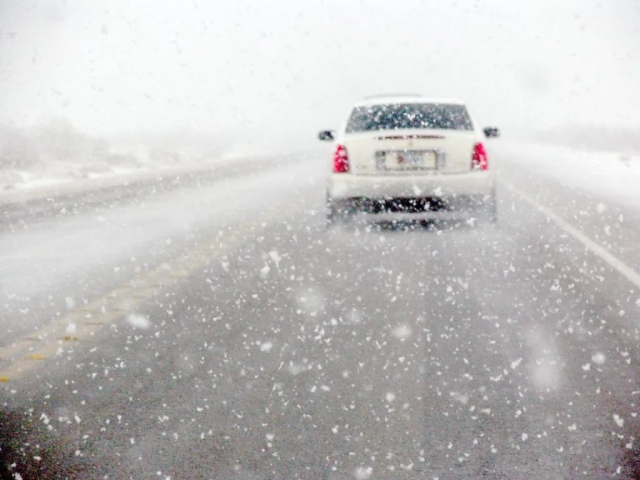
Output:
left=331, top=195, right=488, bottom=212
left=328, top=196, right=492, bottom=222
left=328, top=171, right=494, bottom=199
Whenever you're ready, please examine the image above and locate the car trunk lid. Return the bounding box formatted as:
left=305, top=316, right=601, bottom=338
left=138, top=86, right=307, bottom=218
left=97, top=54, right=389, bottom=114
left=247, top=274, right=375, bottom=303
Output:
left=344, top=129, right=478, bottom=175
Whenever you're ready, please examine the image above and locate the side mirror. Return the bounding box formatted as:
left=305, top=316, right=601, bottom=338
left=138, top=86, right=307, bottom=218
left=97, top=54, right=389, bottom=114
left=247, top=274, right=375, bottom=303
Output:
left=483, top=127, right=500, bottom=138
left=318, top=130, right=335, bottom=141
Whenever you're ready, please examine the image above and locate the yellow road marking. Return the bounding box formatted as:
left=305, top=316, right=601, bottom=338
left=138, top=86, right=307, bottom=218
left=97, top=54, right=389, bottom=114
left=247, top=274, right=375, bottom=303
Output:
left=0, top=206, right=290, bottom=383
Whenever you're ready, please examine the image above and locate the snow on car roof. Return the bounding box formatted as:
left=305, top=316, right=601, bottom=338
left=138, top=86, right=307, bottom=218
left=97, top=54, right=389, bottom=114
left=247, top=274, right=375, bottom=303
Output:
left=355, top=95, right=466, bottom=106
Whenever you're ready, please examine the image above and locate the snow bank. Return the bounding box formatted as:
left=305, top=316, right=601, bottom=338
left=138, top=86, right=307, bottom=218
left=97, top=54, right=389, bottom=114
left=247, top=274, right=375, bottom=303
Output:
left=0, top=148, right=258, bottom=194
left=0, top=154, right=247, bottom=206
left=0, top=121, right=264, bottom=194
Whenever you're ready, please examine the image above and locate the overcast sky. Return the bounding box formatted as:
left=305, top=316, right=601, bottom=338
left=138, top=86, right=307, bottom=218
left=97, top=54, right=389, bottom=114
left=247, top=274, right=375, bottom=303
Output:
left=1, top=0, right=639, bottom=139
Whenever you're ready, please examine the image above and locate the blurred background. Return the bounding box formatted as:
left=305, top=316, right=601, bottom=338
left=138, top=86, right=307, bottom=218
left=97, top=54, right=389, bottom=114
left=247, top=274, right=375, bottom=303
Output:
left=1, top=0, right=639, bottom=186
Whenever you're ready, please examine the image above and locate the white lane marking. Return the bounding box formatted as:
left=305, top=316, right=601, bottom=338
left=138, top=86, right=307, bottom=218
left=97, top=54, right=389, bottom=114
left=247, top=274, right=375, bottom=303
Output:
left=507, top=183, right=640, bottom=289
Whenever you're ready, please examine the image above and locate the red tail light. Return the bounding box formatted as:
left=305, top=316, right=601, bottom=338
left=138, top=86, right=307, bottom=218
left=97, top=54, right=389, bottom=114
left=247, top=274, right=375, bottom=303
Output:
left=333, top=144, right=349, bottom=173
left=472, top=142, right=488, bottom=171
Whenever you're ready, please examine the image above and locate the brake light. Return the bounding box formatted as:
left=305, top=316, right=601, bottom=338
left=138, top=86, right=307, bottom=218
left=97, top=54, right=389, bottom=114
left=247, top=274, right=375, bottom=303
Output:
left=472, top=142, right=488, bottom=171
left=333, top=144, right=349, bottom=173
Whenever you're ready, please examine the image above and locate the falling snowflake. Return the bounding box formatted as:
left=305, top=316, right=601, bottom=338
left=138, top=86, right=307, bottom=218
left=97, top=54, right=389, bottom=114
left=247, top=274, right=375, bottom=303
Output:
left=355, top=466, right=373, bottom=479
left=65, top=296, right=76, bottom=310
left=391, top=324, right=412, bottom=340
left=126, top=313, right=151, bottom=329
left=614, top=414, right=624, bottom=428
left=269, top=250, right=282, bottom=268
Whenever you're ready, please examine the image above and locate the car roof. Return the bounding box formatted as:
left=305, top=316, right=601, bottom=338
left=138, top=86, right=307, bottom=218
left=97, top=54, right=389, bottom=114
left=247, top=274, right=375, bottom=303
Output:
left=354, top=95, right=466, bottom=107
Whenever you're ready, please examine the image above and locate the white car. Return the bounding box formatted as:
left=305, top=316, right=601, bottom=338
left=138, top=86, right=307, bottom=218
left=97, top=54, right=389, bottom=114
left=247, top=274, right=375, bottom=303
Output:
left=319, top=95, right=499, bottom=226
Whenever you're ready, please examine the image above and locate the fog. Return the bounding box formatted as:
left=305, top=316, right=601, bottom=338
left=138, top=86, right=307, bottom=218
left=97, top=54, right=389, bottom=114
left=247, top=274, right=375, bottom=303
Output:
left=1, top=0, right=639, bottom=145
left=5, top=3, right=640, bottom=478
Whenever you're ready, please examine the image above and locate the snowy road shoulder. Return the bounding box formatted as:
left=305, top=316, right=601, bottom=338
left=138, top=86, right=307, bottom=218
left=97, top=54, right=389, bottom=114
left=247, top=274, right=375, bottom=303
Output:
left=0, top=152, right=310, bottom=229
left=494, top=141, right=640, bottom=210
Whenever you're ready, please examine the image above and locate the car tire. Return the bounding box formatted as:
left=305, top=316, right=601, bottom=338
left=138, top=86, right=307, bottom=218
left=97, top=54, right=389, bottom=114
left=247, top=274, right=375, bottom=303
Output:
left=486, top=188, right=498, bottom=225
left=326, top=192, right=337, bottom=229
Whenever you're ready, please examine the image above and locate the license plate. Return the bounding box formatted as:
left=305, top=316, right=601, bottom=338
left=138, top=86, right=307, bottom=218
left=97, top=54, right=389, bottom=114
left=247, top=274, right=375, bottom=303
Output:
left=383, top=151, right=437, bottom=170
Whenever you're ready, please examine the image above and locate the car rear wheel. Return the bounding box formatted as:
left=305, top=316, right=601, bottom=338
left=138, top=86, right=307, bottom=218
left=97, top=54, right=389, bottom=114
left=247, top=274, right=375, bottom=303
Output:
left=326, top=192, right=338, bottom=228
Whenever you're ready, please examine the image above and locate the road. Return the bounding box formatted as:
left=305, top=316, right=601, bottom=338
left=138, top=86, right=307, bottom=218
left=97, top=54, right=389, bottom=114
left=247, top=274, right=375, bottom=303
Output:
left=2, top=145, right=640, bottom=479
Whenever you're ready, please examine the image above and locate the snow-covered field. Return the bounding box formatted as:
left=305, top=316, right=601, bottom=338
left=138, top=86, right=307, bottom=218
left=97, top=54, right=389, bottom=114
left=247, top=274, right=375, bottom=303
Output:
left=0, top=147, right=272, bottom=205
left=0, top=121, right=271, bottom=197
left=0, top=150, right=255, bottom=188
left=496, top=141, right=640, bottom=209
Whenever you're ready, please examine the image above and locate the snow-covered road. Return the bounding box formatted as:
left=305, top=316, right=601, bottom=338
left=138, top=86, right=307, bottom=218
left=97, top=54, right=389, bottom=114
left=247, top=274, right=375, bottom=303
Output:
left=2, top=143, right=640, bottom=478
left=0, top=154, right=319, bottom=343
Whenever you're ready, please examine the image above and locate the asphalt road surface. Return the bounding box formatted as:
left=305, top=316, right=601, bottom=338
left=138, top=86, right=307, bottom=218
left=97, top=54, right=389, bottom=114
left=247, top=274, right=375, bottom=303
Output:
left=2, top=145, right=640, bottom=479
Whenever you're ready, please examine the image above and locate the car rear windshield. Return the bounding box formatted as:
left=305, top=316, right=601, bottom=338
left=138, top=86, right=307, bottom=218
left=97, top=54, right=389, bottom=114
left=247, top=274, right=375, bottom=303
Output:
left=346, top=103, right=473, bottom=133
